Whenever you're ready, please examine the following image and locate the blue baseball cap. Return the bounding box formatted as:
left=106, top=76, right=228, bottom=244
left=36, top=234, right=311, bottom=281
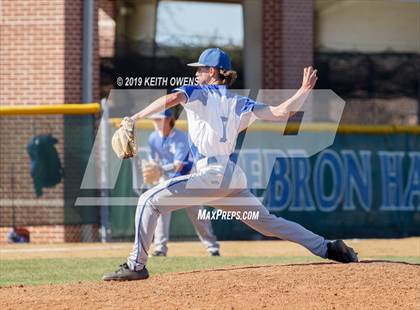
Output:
left=188, top=48, right=232, bottom=70
left=148, top=109, right=173, bottom=119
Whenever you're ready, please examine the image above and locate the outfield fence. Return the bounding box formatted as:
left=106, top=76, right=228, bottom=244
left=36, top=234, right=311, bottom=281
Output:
left=0, top=104, right=100, bottom=242
left=108, top=120, right=420, bottom=240
left=1, top=104, right=419, bottom=242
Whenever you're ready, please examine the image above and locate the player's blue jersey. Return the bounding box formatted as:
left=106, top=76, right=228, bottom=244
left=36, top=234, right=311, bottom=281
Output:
left=148, top=128, right=193, bottom=178
left=172, top=85, right=259, bottom=162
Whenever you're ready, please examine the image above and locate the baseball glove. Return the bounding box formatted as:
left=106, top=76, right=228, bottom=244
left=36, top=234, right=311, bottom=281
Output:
left=141, top=160, right=162, bottom=185
left=111, top=117, right=137, bottom=159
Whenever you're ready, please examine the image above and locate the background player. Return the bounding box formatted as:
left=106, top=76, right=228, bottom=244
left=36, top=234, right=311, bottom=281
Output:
left=103, top=48, right=358, bottom=281
left=133, top=109, right=220, bottom=256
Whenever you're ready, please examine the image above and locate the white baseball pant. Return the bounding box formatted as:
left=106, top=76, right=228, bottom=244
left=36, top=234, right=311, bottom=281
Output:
left=127, top=157, right=329, bottom=271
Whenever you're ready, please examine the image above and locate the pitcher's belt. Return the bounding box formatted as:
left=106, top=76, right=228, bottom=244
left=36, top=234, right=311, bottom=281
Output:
left=196, top=155, right=231, bottom=170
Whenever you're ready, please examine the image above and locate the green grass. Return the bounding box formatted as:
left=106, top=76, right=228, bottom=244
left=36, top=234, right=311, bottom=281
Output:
left=0, top=256, right=418, bottom=287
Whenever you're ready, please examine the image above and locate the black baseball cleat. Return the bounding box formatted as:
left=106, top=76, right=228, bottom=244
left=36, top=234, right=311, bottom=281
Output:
left=326, top=240, right=359, bottom=263
left=152, top=250, right=166, bottom=257
left=210, top=250, right=220, bottom=257
left=102, top=263, right=149, bottom=281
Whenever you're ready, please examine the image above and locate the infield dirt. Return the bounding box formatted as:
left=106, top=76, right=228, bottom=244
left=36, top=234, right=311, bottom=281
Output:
left=1, top=262, right=419, bottom=309
left=1, top=240, right=419, bottom=309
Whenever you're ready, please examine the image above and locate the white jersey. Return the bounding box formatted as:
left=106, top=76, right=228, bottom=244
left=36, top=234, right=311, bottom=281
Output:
left=173, top=85, right=259, bottom=162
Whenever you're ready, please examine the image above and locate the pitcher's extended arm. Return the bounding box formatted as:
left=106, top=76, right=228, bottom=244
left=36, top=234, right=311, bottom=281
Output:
left=252, top=67, right=318, bottom=122
left=131, top=92, right=186, bottom=121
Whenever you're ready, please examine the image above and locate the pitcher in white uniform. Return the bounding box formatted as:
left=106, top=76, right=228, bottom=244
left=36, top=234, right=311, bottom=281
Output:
left=103, top=48, right=358, bottom=281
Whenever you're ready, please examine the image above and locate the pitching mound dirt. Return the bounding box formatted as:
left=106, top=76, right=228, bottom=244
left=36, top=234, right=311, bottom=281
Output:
left=1, top=262, right=419, bottom=309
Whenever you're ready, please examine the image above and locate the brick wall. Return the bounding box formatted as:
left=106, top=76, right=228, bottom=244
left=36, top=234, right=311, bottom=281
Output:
left=262, top=0, right=314, bottom=89
left=0, top=224, right=100, bottom=243
left=0, top=116, right=65, bottom=228
left=0, top=0, right=100, bottom=243
left=99, top=0, right=116, bottom=58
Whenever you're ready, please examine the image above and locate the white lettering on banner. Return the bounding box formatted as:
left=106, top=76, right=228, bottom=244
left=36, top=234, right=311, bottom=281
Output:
left=289, top=150, right=316, bottom=212
left=314, top=150, right=344, bottom=212
left=262, top=150, right=291, bottom=211
left=238, top=149, right=263, bottom=189
left=403, top=152, right=420, bottom=210
left=378, top=151, right=405, bottom=211
left=258, top=149, right=418, bottom=212
left=136, top=148, right=417, bottom=212
left=342, top=150, right=372, bottom=212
